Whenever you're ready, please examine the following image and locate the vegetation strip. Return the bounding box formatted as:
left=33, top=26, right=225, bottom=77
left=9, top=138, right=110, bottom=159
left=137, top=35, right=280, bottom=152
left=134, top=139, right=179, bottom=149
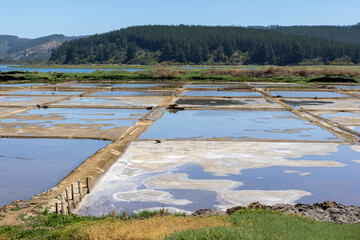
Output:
left=0, top=205, right=359, bottom=239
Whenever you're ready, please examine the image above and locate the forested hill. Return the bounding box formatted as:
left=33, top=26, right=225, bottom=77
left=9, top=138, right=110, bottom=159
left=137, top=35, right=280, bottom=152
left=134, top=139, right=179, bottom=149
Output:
left=49, top=25, right=360, bottom=65
left=270, top=24, right=360, bottom=45
left=0, top=34, right=78, bottom=61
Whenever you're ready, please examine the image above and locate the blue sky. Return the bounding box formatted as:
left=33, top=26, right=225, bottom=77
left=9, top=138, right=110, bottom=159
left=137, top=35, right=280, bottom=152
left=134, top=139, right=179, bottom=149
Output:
left=1, top=0, right=359, bottom=38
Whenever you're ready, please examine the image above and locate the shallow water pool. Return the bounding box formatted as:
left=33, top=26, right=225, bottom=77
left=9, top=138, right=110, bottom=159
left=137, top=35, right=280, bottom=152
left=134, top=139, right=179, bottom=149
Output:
left=185, top=84, right=248, bottom=89
left=0, top=83, right=45, bottom=87
left=140, top=110, right=340, bottom=141
left=181, top=91, right=263, bottom=97
left=0, top=108, right=147, bottom=130
left=0, top=138, right=110, bottom=207
left=9, top=90, right=85, bottom=96
left=89, top=91, right=173, bottom=96
left=270, top=91, right=350, bottom=98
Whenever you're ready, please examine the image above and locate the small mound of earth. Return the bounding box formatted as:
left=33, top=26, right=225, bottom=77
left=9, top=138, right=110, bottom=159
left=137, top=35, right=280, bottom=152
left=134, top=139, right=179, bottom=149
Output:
left=191, top=209, right=226, bottom=217
left=193, top=201, right=360, bottom=224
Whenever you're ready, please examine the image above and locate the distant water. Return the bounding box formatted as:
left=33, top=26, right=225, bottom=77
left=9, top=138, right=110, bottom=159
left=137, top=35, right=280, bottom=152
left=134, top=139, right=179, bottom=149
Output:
left=0, top=65, right=146, bottom=73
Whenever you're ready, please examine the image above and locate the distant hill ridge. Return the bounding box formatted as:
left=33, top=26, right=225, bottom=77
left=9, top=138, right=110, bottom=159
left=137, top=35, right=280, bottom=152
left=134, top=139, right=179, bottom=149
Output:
left=49, top=24, right=360, bottom=65
left=268, top=23, right=360, bottom=45
left=0, top=34, right=80, bottom=61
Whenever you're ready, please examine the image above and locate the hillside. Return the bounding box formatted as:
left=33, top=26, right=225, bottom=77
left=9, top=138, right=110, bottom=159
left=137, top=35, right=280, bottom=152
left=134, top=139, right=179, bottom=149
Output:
left=269, top=23, right=360, bottom=45
left=49, top=25, right=360, bottom=66
left=0, top=34, right=79, bottom=61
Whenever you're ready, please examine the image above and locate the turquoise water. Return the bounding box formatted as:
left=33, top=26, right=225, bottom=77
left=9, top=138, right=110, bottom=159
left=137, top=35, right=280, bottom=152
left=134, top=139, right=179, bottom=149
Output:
left=0, top=138, right=110, bottom=207
left=140, top=110, right=340, bottom=141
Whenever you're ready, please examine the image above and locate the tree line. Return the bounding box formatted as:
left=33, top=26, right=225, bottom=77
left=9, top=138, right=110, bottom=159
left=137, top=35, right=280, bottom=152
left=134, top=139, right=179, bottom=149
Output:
left=49, top=25, right=360, bottom=65
left=269, top=23, right=360, bottom=45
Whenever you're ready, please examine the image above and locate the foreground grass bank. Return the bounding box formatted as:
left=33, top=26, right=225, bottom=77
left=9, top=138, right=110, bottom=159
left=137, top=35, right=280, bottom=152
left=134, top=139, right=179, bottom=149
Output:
left=0, top=209, right=359, bottom=239
left=1, top=66, right=360, bottom=84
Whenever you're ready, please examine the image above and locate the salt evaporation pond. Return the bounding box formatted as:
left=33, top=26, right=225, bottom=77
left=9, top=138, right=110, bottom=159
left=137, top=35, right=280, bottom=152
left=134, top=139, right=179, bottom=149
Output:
left=77, top=141, right=360, bottom=216
left=57, top=96, right=167, bottom=108
left=0, top=138, right=110, bottom=207
left=280, top=99, right=336, bottom=109
left=0, top=108, right=148, bottom=139
left=334, top=85, right=360, bottom=90
left=9, top=90, right=85, bottom=96
left=0, top=83, right=46, bottom=87
left=140, top=110, right=340, bottom=141
left=111, top=83, right=168, bottom=88
left=0, top=108, right=147, bottom=130
left=89, top=91, right=173, bottom=96
left=250, top=83, right=306, bottom=88
left=63, top=83, right=168, bottom=88
left=181, top=91, right=263, bottom=97
left=0, top=96, right=66, bottom=107
left=185, top=84, right=248, bottom=89
left=0, top=108, right=23, bottom=115
left=270, top=91, right=350, bottom=98
left=318, top=111, right=360, bottom=133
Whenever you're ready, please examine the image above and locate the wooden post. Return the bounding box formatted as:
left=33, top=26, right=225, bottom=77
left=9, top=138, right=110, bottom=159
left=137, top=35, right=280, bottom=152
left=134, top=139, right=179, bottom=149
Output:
left=55, top=202, right=58, bottom=214
left=71, top=184, right=75, bottom=201
left=60, top=194, right=64, bottom=214
left=86, top=177, right=90, bottom=194
left=65, top=188, right=71, bottom=214
left=78, top=180, right=82, bottom=200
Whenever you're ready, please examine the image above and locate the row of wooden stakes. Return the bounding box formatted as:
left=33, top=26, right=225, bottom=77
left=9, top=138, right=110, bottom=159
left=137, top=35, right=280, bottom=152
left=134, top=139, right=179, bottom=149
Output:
left=55, top=177, right=90, bottom=215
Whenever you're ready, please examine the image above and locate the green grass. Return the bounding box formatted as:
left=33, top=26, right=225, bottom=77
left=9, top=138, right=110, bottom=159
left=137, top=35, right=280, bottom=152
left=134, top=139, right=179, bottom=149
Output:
left=166, top=209, right=360, bottom=240
left=1, top=209, right=359, bottom=239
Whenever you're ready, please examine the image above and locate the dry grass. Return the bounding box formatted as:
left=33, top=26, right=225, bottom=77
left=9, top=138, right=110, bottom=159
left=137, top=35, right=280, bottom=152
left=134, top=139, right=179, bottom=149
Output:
left=60, top=216, right=229, bottom=240
left=202, top=66, right=360, bottom=78
left=147, top=69, right=188, bottom=78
